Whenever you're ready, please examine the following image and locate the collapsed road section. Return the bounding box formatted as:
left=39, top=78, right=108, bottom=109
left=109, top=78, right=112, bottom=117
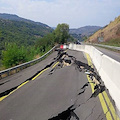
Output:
left=48, top=49, right=119, bottom=120
left=0, top=49, right=119, bottom=120
left=47, top=50, right=103, bottom=120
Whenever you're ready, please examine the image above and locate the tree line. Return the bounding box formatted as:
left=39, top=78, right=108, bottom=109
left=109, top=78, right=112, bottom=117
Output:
left=1, top=23, right=74, bottom=69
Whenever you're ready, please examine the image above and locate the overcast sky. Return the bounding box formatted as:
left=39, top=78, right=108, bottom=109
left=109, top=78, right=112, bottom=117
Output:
left=0, top=0, right=120, bottom=28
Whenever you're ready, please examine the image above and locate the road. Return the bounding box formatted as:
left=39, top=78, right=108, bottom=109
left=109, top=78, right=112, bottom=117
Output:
left=0, top=49, right=119, bottom=120
left=95, top=46, right=120, bottom=62
left=81, top=42, right=120, bottom=62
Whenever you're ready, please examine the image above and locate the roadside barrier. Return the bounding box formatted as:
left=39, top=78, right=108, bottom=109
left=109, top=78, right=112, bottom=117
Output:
left=0, top=46, right=56, bottom=80
left=69, top=43, right=120, bottom=116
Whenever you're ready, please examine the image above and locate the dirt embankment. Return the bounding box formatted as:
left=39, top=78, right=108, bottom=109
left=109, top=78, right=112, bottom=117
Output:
left=88, top=16, right=120, bottom=43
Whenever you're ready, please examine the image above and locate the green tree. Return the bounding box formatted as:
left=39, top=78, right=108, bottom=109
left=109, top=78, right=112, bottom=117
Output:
left=54, top=23, right=69, bottom=44
left=35, top=33, right=55, bottom=52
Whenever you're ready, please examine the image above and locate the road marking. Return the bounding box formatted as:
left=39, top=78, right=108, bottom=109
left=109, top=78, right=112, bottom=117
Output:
left=0, top=67, right=50, bottom=101
left=85, top=53, right=93, bottom=68
left=0, top=61, right=61, bottom=102
left=64, top=49, right=68, bottom=52
left=52, top=62, right=59, bottom=69
left=87, top=74, right=113, bottom=119
left=0, top=50, right=67, bottom=102
left=99, top=93, right=113, bottom=120
left=32, top=68, right=49, bottom=81
left=85, top=53, right=120, bottom=120
left=85, top=53, right=114, bottom=120
left=32, top=61, right=60, bottom=80
left=0, top=94, right=9, bottom=101
left=0, top=67, right=49, bottom=101
left=0, top=89, right=17, bottom=101
left=103, top=92, right=120, bottom=120
left=17, top=81, right=29, bottom=89
left=87, top=75, right=94, bottom=93
left=0, top=81, right=29, bottom=102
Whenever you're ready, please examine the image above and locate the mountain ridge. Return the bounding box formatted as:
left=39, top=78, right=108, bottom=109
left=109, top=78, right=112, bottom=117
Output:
left=69, top=26, right=102, bottom=36
left=0, top=13, right=49, bottom=28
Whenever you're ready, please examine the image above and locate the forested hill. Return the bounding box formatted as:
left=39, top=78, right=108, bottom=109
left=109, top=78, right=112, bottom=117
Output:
left=0, top=13, right=49, bottom=27
left=0, top=14, right=53, bottom=59
left=0, top=18, right=53, bottom=45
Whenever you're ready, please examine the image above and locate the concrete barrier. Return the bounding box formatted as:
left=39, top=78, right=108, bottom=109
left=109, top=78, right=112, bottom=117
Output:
left=69, top=43, right=120, bottom=115
left=90, top=48, right=103, bottom=72
left=76, top=44, right=85, bottom=52
left=99, top=55, right=120, bottom=112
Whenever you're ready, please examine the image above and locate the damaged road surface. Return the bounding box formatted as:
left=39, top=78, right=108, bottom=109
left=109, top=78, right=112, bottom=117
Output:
left=0, top=49, right=119, bottom=120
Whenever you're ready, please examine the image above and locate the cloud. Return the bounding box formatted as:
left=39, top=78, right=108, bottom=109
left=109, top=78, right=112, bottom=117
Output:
left=0, top=0, right=120, bottom=28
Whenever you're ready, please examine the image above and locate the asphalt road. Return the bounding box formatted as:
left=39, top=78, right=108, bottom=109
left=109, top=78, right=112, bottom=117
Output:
left=94, top=46, right=120, bottom=63
left=81, top=42, right=120, bottom=62
left=0, top=50, right=119, bottom=120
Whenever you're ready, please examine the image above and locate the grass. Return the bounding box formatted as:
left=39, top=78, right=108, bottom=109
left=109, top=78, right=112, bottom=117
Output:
left=0, top=62, right=5, bottom=71
left=88, top=16, right=120, bottom=44
left=101, top=38, right=120, bottom=47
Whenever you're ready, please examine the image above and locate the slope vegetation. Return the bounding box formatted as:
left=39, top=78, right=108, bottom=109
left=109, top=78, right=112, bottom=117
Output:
left=0, top=15, right=53, bottom=59
left=88, top=16, right=120, bottom=46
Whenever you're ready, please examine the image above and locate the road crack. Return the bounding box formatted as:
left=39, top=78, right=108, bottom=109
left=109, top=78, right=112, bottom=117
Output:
left=84, top=103, right=97, bottom=120
left=48, top=105, right=79, bottom=120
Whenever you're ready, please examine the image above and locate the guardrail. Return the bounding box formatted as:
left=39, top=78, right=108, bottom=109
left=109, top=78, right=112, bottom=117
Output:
left=0, top=46, right=56, bottom=80
left=91, top=43, right=120, bottom=51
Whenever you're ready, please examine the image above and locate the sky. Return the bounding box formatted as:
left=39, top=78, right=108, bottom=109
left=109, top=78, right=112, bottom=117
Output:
left=0, top=0, right=120, bottom=28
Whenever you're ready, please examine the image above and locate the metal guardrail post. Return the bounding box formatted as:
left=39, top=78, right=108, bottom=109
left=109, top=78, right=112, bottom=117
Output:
left=7, top=70, right=10, bottom=76
left=0, top=73, right=2, bottom=79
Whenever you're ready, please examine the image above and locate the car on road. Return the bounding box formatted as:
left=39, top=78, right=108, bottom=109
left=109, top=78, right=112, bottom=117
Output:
left=75, top=40, right=81, bottom=45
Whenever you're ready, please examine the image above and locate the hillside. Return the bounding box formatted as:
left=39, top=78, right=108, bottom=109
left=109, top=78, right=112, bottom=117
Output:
left=0, top=13, right=49, bottom=27
left=0, top=14, right=53, bottom=59
left=88, top=16, right=120, bottom=45
left=69, top=26, right=102, bottom=36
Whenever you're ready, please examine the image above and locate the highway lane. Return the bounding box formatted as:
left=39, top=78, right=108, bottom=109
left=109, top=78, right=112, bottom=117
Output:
left=94, top=46, right=120, bottom=62
left=0, top=50, right=119, bottom=120
left=81, top=42, right=120, bottom=62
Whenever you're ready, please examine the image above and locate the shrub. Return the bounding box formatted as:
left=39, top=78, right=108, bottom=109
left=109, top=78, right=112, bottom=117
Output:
left=2, top=43, right=28, bottom=68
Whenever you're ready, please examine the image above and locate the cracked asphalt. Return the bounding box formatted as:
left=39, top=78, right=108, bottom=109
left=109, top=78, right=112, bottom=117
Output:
left=0, top=49, right=119, bottom=120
